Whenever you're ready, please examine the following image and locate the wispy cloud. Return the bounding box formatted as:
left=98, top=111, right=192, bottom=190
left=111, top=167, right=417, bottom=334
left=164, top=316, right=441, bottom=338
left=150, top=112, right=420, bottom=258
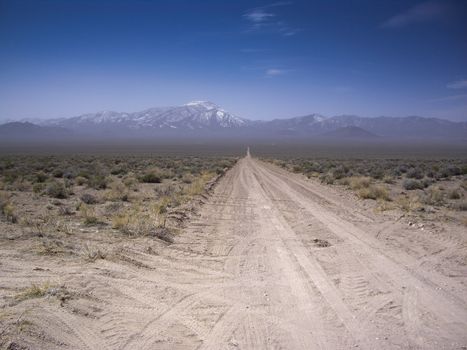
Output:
left=265, top=68, right=285, bottom=76
left=381, top=1, right=448, bottom=28
left=243, top=2, right=299, bottom=37
left=447, top=79, right=467, bottom=89
left=244, top=9, right=275, bottom=23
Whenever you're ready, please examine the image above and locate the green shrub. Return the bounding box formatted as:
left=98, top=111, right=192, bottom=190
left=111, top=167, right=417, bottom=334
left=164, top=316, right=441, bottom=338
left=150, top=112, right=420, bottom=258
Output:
left=403, top=179, right=424, bottom=190
left=46, top=181, right=68, bottom=199
left=35, top=171, right=48, bottom=183
left=88, top=175, right=108, bottom=190
left=140, top=172, right=162, bottom=183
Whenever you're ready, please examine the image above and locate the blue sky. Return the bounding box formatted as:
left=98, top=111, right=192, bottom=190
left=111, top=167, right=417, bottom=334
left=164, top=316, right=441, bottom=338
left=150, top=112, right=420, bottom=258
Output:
left=1, top=0, right=466, bottom=121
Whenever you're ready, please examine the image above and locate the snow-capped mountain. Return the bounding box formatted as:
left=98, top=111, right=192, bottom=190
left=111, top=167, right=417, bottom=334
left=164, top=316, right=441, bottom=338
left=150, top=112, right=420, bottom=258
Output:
left=3, top=101, right=467, bottom=139
left=41, top=101, right=248, bottom=132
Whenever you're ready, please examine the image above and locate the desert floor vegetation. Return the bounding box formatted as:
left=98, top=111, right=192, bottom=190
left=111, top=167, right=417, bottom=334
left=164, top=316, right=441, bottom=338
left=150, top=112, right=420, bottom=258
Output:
left=267, top=157, right=467, bottom=225
left=0, top=153, right=237, bottom=346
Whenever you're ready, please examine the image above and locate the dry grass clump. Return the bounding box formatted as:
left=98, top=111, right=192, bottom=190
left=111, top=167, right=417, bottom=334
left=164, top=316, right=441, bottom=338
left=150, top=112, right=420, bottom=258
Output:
left=395, top=195, right=423, bottom=212
left=104, top=180, right=129, bottom=202
left=348, top=176, right=371, bottom=190
left=357, top=185, right=390, bottom=201
left=82, top=243, right=107, bottom=262
left=111, top=203, right=151, bottom=235
left=37, top=238, right=66, bottom=256
left=45, top=181, right=68, bottom=199
left=111, top=198, right=173, bottom=240
left=422, top=186, right=445, bottom=205
left=185, top=173, right=212, bottom=197
left=15, top=282, right=53, bottom=301
left=0, top=191, right=18, bottom=223
left=79, top=203, right=99, bottom=225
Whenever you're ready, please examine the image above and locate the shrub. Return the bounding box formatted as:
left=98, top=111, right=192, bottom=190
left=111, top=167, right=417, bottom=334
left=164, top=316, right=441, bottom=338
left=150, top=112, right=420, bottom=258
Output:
left=104, top=180, right=129, bottom=201
left=403, top=179, right=424, bottom=191
left=319, top=173, right=335, bottom=185
left=35, top=171, right=48, bottom=183
left=140, top=172, right=162, bottom=183
left=83, top=244, right=106, bottom=262
left=46, top=181, right=68, bottom=199
left=75, top=176, right=87, bottom=186
left=79, top=204, right=99, bottom=225
left=357, top=185, right=390, bottom=201
left=88, top=175, right=108, bottom=190
left=447, top=189, right=462, bottom=200
left=422, top=186, right=444, bottom=205
left=0, top=193, right=18, bottom=223
left=349, top=177, right=371, bottom=190
left=15, top=282, right=52, bottom=301
left=3, top=203, right=18, bottom=223
left=406, top=168, right=424, bottom=179
left=80, top=193, right=98, bottom=204
left=53, top=169, right=64, bottom=178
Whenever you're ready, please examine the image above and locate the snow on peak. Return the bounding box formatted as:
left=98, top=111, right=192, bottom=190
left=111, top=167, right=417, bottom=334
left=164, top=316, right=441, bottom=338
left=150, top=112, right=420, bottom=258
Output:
left=185, top=101, right=219, bottom=110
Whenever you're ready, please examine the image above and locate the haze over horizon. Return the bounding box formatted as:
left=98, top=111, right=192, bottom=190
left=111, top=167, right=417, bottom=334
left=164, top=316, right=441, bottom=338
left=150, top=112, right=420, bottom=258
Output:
left=1, top=0, right=467, bottom=122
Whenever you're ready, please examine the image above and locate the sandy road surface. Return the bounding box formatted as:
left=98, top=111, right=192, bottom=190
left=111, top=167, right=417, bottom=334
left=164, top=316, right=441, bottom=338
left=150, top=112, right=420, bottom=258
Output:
left=2, top=154, right=467, bottom=349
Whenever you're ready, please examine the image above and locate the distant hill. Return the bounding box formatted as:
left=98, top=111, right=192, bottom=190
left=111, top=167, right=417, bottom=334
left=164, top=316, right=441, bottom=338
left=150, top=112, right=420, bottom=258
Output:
left=2, top=102, right=467, bottom=140
left=321, top=126, right=378, bottom=139
left=0, top=122, right=69, bottom=138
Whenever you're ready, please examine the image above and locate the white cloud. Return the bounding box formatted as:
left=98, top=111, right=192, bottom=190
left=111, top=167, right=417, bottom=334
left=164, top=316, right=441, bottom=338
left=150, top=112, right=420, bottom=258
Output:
left=447, top=80, right=467, bottom=89
left=265, top=68, right=285, bottom=76
left=243, top=2, right=299, bottom=37
left=381, top=1, right=448, bottom=28
left=244, top=9, right=275, bottom=23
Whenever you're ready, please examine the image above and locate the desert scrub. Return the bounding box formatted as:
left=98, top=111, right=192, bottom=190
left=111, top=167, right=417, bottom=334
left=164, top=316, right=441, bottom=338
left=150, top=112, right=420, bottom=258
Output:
left=104, top=180, right=129, bottom=202
left=348, top=176, right=371, bottom=190
left=35, top=171, right=48, bottom=183
left=140, top=171, right=162, bottom=183
left=357, top=185, right=390, bottom=201
left=88, top=175, right=109, bottom=190
left=80, top=193, right=98, bottom=204
left=79, top=203, right=99, bottom=225
left=112, top=202, right=169, bottom=237
left=82, top=243, right=106, bottom=262
left=396, top=195, right=423, bottom=212
left=447, top=188, right=462, bottom=200
left=0, top=191, right=18, bottom=223
left=422, top=186, right=445, bottom=206
left=185, top=172, right=214, bottom=197
left=402, top=179, right=425, bottom=191
left=15, top=282, right=53, bottom=301
left=111, top=207, right=152, bottom=236
left=46, top=181, right=68, bottom=199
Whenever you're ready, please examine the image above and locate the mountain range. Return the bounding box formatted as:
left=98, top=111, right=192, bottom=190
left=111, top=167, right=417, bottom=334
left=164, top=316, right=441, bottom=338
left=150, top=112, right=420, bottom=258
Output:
left=1, top=101, right=466, bottom=140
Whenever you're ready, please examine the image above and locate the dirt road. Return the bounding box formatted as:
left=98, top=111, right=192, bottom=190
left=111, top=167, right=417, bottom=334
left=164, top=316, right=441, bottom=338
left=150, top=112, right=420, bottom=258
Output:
left=2, top=154, right=467, bottom=349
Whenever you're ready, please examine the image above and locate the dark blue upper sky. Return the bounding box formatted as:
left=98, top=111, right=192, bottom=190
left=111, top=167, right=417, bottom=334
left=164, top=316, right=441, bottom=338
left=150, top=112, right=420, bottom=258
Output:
left=1, top=0, right=466, bottom=121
